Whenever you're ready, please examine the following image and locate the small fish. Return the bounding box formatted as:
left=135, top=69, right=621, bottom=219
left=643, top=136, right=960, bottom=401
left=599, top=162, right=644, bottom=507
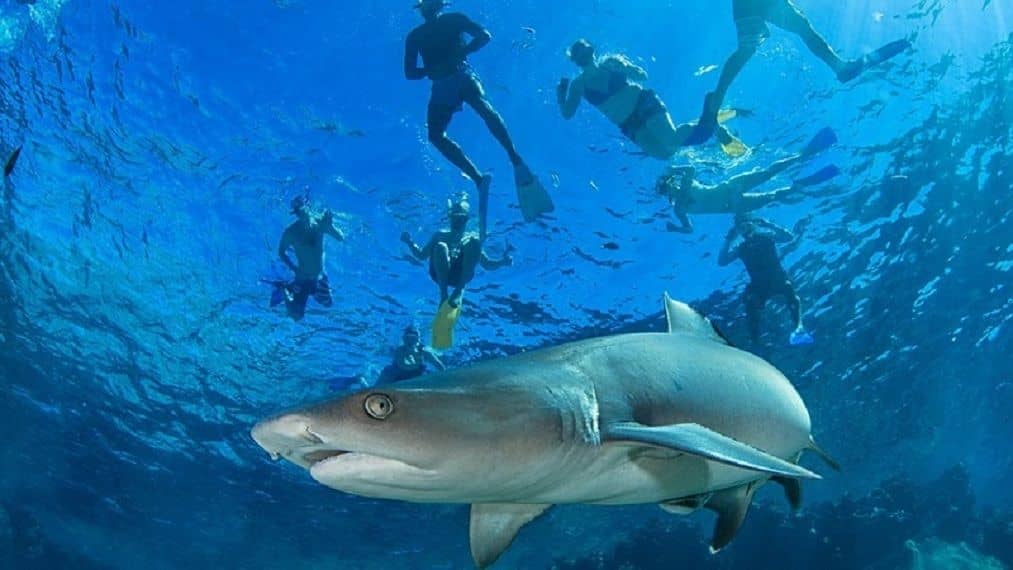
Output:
left=4, top=146, right=22, bottom=177
left=549, top=172, right=560, bottom=188
left=694, top=64, right=719, bottom=77
left=602, top=242, right=620, bottom=251
left=589, top=180, right=599, bottom=192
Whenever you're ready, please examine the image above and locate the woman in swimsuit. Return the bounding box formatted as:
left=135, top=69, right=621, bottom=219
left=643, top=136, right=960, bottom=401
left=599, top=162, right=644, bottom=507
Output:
left=557, top=39, right=746, bottom=159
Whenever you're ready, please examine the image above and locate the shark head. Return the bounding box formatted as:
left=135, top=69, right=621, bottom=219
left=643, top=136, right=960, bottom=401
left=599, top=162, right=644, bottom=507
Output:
left=251, top=376, right=589, bottom=503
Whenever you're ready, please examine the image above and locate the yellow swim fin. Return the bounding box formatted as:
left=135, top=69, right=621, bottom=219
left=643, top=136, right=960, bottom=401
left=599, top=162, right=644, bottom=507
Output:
left=716, top=109, right=738, bottom=124
left=721, top=135, right=749, bottom=158
left=432, top=300, right=462, bottom=350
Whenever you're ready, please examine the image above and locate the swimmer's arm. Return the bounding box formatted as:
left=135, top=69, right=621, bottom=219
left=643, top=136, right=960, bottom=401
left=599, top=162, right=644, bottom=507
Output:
left=459, top=15, right=492, bottom=55
left=558, top=77, right=583, bottom=119
left=718, top=230, right=740, bottom=266
left=758, top=219, right=795, bottom=243
left=668, top=210, right=694, bottom=234
left=402, top=232, right=436, bottom=261
left=479, top=250, right=512, bottom=270
left=278, top=230, right=297, bottom=272
left=322, top=210, right=346, bottom=241
left=404, top=34, right=426, bottom=80
left=423, top=348, right=446, bottom=371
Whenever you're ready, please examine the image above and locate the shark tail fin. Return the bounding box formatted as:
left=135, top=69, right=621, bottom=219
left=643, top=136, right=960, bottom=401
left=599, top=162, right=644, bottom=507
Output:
left=807, top=436, right=841, bottom=472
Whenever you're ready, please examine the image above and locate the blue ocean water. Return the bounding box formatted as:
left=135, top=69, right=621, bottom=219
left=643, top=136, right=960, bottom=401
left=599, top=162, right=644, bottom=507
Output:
left=0, top=0, right=1010, bottom=568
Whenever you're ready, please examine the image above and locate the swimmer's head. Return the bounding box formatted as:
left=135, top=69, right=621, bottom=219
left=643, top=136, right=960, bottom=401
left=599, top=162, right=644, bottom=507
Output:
left=403, top=325, right=421, bottom=345
left=414, top=0, right=447, bottom=18
left=568, top=39, right=595, bottom=67
left=290, top=195, right=310, bottom=217
left=447, top=195, right=471, bottom=229
left=735, top=213, right=759, bottom=236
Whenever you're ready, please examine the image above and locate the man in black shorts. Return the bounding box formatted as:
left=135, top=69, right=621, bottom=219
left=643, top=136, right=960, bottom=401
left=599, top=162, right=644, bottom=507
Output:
left=400, top=194, right=512, bottom=308
left=718, top=214, right=813, bottom=345
left=687, top=0, right=910, bottom=144
left=405, top=0, right=541, bottom=238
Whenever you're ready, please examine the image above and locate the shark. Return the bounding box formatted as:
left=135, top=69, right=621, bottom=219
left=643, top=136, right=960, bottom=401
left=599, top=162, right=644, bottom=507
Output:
left=251, top=294, right=835, bottom=568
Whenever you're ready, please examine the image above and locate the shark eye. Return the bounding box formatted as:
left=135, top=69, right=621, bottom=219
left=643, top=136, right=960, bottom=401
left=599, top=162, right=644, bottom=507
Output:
left=364, top=394, right=394, bottom=420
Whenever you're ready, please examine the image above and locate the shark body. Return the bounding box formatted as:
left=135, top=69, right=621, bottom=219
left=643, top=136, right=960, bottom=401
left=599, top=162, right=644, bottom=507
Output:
left=252, top=295, right=832, bottom=567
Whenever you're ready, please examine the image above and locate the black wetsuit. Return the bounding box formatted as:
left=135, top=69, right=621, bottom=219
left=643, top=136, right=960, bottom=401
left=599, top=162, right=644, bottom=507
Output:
left=737, top=234, right=798, bottom=338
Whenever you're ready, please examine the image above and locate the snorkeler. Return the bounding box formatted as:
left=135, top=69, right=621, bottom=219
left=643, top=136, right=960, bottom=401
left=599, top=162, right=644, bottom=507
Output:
left=557, top=39, right=749, bottom=159
left=719, top=214, right=813, bottom=345
left=273, top=195, right=346, bottom=321
left=400, top=194, right=512, bottom=348
left=657, top=127, right=839, bottom=233
left=686, top=0, right=911, bottom=144
left=404, top=0, right=552, bottom=235
left=377, top=325, right=446, bottom=384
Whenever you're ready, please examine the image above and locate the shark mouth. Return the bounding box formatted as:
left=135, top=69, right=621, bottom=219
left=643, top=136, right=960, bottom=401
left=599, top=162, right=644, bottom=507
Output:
left=302, top=449, right=349, bottom=466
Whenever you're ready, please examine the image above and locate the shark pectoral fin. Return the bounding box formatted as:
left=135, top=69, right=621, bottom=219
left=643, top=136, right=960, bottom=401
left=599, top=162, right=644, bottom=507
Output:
left=772, top=476, right=803, bottom=511
left=660, top=493, right=711, bottom=515
left=604, top=422, right=820, bottom=480
left=662, top=293, right=729, bottom=345
left=706, top=483, right=759, bottom=552
left=469, top=503, right=551, bottom=569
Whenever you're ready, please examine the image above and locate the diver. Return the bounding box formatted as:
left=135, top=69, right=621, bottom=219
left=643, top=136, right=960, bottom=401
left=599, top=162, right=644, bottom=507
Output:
left=657, top=127, right=839, bottom=233
left=557, top=39, right=749, bottom=159
left=377, top=325, right=446, bottom=384
left=400, top=194, right=512, bottom=348
left=686, top=0, right=911, bottom=144
left=273, top=195, right=346, bottom=321
left=404, top=0, right=552, bottom=236
left=718, top=214, right=813, bottom=346
left=401, top=194, right=512, bottom=308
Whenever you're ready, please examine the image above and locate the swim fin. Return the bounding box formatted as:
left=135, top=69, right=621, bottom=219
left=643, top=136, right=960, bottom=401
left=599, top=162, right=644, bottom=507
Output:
left=789, top=329, right=815, bottom=347
left=802, top=127, right=837, bottom=156
left=514, top=163, right=554, bottom=222
left=720, top=136, right=749, bottom=158
left=837, top=39, right=912, bottom=83
left=432, top=300, right=462, bottom=350
left=794, top=165, right=841, bottom=188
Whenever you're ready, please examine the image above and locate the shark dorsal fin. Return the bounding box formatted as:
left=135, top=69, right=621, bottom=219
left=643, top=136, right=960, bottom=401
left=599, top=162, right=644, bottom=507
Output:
left=470, top=503, right=551, bottom=568
left=663, top=293, right=728, bottom=344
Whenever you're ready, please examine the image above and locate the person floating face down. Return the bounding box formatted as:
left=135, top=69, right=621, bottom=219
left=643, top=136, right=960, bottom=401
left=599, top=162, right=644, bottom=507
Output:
left=404, top=0, right=535, bottom=240
left=556, top=39, right=747, bottom=160
left=400, top=194, right=513, bottom=309
left=377, top=325, right=447, bottom=384
left=718, top=214, right=812, bottom=345
left=276, top=196, right=346, bottom=321
left=686, top=0, right=912, bottom=144
left=656, top=126, right=839, bottom=233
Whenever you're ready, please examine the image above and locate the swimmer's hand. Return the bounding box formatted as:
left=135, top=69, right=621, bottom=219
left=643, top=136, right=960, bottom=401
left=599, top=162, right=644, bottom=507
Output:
left=557, top=78, right=570, bottom=104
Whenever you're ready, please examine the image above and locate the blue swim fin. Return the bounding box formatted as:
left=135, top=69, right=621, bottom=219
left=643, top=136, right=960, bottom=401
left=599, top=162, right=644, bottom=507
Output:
left=837, top=39, right=912, bottom=83
left=802, top=127, right=837, bottom=156
left=794, top=165, right=840, bottom=188
left=789, top=329, right=815, bottom=347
